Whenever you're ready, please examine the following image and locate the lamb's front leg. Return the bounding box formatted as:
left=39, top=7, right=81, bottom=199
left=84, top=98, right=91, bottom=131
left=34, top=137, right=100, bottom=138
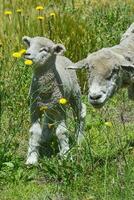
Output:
left=56, top=120, right=69, bottom=156
left=26, top=119, right=42, bottom=165
left=26, top=100, right=43, bottom=165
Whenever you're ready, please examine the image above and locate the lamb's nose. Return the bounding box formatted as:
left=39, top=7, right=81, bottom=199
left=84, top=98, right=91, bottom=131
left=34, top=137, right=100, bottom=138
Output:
left=89, top=94, right=102, bottom=100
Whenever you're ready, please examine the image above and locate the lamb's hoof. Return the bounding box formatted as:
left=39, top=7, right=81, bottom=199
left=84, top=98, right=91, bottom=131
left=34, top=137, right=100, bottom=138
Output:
left=59, top=147, right=70, bottom=158
left=25, top=155, right=38, bottom=165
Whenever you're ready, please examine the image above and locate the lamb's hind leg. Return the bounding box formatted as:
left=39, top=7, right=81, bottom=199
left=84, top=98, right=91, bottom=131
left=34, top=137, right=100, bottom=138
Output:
left=56, top=120, right=69, bottom=156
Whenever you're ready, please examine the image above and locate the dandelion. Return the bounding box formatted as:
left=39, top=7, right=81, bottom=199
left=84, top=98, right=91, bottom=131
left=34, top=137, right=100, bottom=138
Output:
left=105, top=121, right=112, bottom=127
left=12, top=52, right=21, bottom=58
left=24, top=59, right=33, bottom=65
left=16, top=9, right=22, bottom=13
left=58, top=98, right=68, bottom=105
left=40, top=106, right=48, bottom=111
left=50, top=12, right=56, bottom=18
left=37, top=16, right=44, bottom=20
left=19, top=49, right=26, bottom=55
left=36, top=6, right=44, bottom=11
left=4, top=10, right=12, bottom=15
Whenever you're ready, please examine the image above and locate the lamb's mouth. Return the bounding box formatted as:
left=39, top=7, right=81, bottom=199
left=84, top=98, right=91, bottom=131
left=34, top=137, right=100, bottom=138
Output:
left=24, top=54, right=34, bottom=60
left=89, top=98, right=107, bottom=109
left=24, top=57, right=33, bottom=61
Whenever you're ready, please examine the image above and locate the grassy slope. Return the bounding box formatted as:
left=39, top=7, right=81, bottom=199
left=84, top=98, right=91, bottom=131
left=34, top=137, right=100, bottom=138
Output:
left=0, top=0, right=134, bottom=199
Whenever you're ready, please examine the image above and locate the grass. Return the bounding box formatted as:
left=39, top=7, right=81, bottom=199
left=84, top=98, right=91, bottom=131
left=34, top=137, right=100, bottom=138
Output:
left=1, top=0, right=134, bottom=199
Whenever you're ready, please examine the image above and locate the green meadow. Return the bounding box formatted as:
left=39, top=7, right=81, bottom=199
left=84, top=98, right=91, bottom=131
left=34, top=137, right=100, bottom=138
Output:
left=0, top=0, right=134, bottom=199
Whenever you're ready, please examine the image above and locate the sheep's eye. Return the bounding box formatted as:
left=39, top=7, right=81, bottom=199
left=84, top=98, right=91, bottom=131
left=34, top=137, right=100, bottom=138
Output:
left=39, top=47, right=48, bottom=52
left=106, top=68, right=119, bottom=80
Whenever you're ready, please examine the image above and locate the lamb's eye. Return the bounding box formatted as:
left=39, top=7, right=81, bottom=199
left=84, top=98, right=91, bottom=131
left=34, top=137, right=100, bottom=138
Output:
left=39, top=47, right=48, bottom=52
left=106, top=68, right=119, bottom=80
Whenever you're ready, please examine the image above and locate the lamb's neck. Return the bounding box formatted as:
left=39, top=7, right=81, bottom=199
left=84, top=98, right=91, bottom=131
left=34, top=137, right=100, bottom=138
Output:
left=34, top=62, right=58, bottom=96
left=111, top=38, right=134, bottom=56
left=119, top=36, right=134, bottom=51
left=33, top=63, right=56, bottom=77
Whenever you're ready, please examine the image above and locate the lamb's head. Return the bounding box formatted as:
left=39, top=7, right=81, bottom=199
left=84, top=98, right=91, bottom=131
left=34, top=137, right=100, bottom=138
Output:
left=22, top=36, right=66, bottom=66
left=68, top=48, right=134, bottom=108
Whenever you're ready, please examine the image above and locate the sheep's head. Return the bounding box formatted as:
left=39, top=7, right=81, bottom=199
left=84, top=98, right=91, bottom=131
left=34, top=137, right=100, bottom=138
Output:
left=22, top=36, right=66, bottom=66
left=68, top=48, right=134, bottom=108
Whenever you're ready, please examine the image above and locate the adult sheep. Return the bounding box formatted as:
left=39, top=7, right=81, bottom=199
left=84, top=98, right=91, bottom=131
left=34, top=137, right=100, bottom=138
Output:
left=68, top=23, right=134, bottom=108
left=23, top=36, right=86, bottom=165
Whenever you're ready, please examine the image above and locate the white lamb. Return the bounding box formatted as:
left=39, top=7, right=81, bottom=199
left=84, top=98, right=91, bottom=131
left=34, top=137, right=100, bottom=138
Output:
left=23, top=36, right=86, bottom=165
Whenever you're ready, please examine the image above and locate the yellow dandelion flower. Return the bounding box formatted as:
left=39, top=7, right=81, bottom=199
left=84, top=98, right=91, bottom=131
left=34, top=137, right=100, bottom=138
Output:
left=48, top=123, right=54, bottom=129
left=50, top=12, right=56, bottom=17
left=4, top=10, right=12, bottom=15
left=24, top=59, right=33, bottom=65
left=37, top=16, right=44, bottom=20
left=105, top=121, right=112, bottom=127
left=16, top=9, right=22, bottom=13
left=36, top=6, right=44, bottom=10
left=58, top=98, right=68, bottom=105
left=19, top=49, right=26, bottom=55
left=12, top=52, right=21, bottom=58
left=40, top=106, right=48, bottom=111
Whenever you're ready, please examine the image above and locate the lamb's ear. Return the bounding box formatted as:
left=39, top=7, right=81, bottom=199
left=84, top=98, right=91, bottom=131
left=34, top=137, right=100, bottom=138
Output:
left=53, top=43, right=66, bottom=55
left=22, top=36, right=31, bottom=47
left=67, top=58, right=89, bottom=70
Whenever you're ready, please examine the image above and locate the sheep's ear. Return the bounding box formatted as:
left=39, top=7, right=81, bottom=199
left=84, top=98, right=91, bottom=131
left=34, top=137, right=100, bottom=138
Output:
left=53, top=44, right=66, bottom=55
left=22, top=36, right=31, bottom=47
left=67, top=58, right=89, bottom=70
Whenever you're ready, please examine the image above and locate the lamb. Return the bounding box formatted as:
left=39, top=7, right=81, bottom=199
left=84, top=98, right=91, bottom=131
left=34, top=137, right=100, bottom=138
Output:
left=68, top=23, right=134, bottom=108
left=22, top=36, right=86, bottom=165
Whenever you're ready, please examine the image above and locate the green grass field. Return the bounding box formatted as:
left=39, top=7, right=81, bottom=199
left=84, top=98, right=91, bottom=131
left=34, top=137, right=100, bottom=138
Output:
left=0, top=0, right=134, bottom=199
